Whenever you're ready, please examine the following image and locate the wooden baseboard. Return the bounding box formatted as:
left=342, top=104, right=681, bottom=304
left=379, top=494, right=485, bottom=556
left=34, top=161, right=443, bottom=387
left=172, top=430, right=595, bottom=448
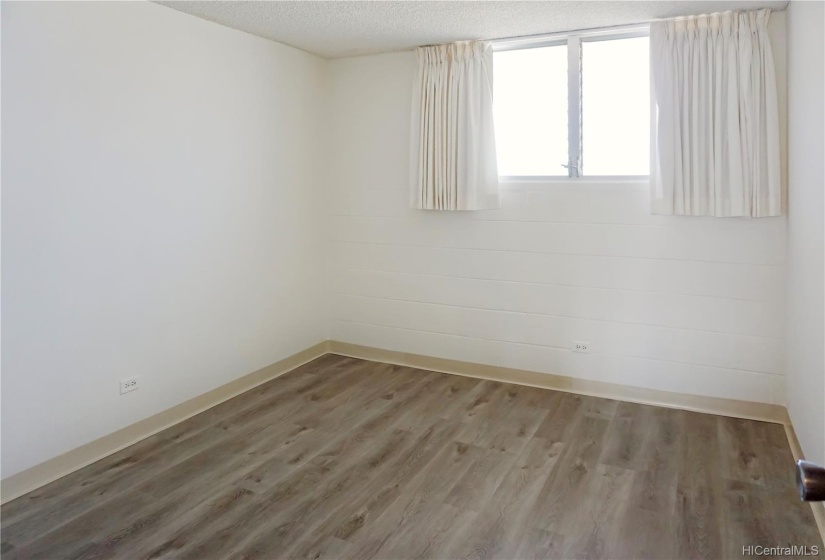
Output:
left=328, top=341, right=790, bottom=425
left=0, top=339, right=794, bottom=507
left=0, top=341, right=330, bottom=504
left=784, top=423, right=825, bottom=544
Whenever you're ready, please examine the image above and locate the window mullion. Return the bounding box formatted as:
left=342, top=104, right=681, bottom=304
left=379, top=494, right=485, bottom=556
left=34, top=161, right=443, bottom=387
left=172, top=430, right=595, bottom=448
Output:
left=567, top=36, right=582, bottom=178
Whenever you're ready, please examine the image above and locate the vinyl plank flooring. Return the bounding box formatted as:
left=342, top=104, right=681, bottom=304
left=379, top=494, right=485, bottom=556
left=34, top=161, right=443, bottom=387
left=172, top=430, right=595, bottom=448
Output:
left=450, top=381, right=512, bottom=446
left=178, top=429, right=414, bottom=560
left=529, top=415, right=612, bottom=532
left=718, top=415, right=767, bottom=487
left=3, top=355, right=367, bottom=537
left=295, top=534, right=355, bottom=560
left=369, top=504, right=476, bottom=560
left=612, top=506, right=675, bottom=560
left=224, top=427, right=421, bottom=560
left=674, top=411, right=726, bottom=560
left=627, top=405, right=684, bottom=514
left=485, top=399, right=550, bottom=455
left=345, top=440, right=484, bottom=559
left=533, top=391, right=587, bottom=442
left=235, top=426, right=330, bottom=493
left=3, top=425, right=233, bottom=550
left=288, top=362, right=410, bottom=433
left=598, top=400, right=657, bottom=470
left=515, top=384, right=566, bottom=411
left=298, top=422, right=455, bottom=548
left=7, top=490, right=160, bottom=560
left=273, top=419, right=461, bottom=559
left=12, top=419, right=318, bottom=559
left=514, top=528, right=567, bottom=560
left=181, top=371, right=453, bottom=558
left=752, top=421, right=801, bottom=492
left=397, top=375, right=478, bottom=432
left=0, top=433, right=175, bottom=528
left=442, top=436, right=566, bottom=560
left=3, top=354, right=821, bottom=560
left=105, top=486, right=258, bottom=560
left=581, top=395, right=620, bottom=420
left=557, top=463, right=637, bottom=559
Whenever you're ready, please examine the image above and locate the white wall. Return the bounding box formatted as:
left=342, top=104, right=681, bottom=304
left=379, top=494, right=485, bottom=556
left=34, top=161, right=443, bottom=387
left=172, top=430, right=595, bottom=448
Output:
left=1, top=1, right=328, bottom=477
left=1, top=2, right=800, bottom=479
left=786, top=0, right=825, bottom=465
left=326, top=14, right=789, bottom=405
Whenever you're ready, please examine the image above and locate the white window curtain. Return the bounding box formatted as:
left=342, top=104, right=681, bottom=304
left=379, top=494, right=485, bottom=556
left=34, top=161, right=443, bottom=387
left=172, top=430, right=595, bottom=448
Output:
left=650, top=9, right=781, bottom=217
left=410, top=41, right=500, bottom=211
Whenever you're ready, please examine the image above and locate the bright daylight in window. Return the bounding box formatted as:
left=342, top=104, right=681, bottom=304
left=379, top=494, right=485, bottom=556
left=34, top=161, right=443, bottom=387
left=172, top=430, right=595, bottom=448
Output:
left=494, top=34, right=650, bottom=177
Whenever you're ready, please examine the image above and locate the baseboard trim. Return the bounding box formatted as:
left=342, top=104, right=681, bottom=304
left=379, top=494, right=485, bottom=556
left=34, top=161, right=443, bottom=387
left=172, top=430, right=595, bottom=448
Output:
left=784, top=423, right=825, bottom=544
left=333, top=343, right=823, bottom=537
left=0, top=341, right=330, bottom=505
left=0, top=339, right=793, bottom=506
left=328, top=341, right=790, bottom=425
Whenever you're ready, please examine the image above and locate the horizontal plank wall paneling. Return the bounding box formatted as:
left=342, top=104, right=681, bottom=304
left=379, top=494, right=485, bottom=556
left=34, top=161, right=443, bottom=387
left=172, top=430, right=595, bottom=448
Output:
left=333, top=268, right=783, bottom=338
left=331, top=295, right=782, bottom=373
left=332, top=240, right=782, bottom=301
left=331, top=214, right=786, bottom=265
left=330, top=322, right=783, bottom=404
left=327, top=44, right=788, bottom=405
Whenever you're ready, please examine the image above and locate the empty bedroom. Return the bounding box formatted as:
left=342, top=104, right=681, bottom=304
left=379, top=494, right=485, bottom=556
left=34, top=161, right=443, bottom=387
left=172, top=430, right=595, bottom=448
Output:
left=1, top=0, right=824, bottom=558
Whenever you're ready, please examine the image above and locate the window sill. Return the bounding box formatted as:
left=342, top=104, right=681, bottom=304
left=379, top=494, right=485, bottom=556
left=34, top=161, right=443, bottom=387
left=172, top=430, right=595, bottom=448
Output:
left=499, top=175, right=650, bottom=191
left=499, top=175, right=649, bottom=182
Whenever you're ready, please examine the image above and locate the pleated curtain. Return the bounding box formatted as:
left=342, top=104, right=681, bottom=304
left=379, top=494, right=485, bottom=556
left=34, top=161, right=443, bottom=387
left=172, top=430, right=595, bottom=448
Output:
left=410, top=41, right=500, bottom=210
left=650, top=9, right=781, bottom=217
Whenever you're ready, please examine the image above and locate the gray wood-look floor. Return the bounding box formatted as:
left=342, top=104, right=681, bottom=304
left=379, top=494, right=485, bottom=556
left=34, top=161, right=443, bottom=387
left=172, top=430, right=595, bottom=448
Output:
left=2, top=354, right=822, bottom=560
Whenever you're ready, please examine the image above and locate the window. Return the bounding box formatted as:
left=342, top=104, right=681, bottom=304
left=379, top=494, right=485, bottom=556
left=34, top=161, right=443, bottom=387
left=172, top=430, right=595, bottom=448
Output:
left=581, top=36, right=650, bottom=176
left=493, top=30, right=650, bottom=178
left=494, top=44, right=568, bottom=176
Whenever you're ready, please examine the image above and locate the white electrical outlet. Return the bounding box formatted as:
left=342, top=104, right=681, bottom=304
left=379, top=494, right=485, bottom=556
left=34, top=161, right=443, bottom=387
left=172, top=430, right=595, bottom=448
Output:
left=119, top=376, right=140, bottom=395
left=572, top=341, right=590, bottom=353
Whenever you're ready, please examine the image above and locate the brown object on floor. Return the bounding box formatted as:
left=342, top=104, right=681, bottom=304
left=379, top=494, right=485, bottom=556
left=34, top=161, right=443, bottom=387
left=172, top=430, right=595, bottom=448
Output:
left=2, top=354, right=822, bottom=559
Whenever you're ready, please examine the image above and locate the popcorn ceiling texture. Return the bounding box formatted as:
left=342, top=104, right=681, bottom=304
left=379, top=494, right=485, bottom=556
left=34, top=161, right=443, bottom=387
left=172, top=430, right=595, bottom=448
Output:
left=156, top=0, right=788, bottom=59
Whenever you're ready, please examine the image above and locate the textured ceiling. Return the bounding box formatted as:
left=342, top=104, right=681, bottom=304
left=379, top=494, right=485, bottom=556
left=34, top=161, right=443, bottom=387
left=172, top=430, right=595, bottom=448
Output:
left=156, top=1, right=789, bottom=59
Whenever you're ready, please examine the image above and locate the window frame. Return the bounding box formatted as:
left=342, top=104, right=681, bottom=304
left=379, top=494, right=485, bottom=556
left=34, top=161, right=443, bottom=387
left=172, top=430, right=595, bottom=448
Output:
left=493, top=24, right=651, bottom=181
